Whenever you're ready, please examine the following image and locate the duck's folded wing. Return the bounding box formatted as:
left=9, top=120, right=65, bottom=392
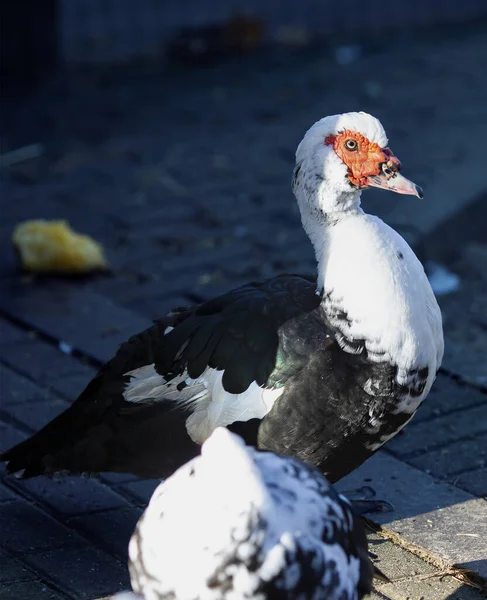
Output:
left=0, top=275, right=321, bottom=478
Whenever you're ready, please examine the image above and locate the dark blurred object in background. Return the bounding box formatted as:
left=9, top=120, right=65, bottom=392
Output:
left=0, top=0, right=59, bottom=101
left=167, top=14, right=265, bottom=66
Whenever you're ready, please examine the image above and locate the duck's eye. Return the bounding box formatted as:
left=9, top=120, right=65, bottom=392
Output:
left=345, top=139, right=358, bottom=151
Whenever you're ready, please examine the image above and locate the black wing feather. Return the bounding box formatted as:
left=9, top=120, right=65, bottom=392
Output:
left=155, top=274, right=321, bottom=394
left=186, top=322, right=224, bottom=378
left=0, top=274, right=323, bottom=478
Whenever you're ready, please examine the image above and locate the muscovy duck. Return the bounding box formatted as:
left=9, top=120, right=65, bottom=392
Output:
left=113, top=428, right=384, bottom=600
left=0, top=111, right=443, bottom=483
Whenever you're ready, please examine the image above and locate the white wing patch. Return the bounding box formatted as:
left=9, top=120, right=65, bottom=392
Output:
left=123, top=364, right=284, bottom=445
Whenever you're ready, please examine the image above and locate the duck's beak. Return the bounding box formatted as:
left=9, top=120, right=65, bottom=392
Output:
left=367, top=170, right=424, bottom=199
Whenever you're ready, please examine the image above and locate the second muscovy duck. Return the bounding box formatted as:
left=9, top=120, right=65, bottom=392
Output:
left=114, top=428, right=382, bottom=600
left=1, top=111, right=443, bottom=482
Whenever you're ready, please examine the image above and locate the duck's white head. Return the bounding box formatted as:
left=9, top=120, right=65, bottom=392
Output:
left=293, top=111, right=423, bottom=225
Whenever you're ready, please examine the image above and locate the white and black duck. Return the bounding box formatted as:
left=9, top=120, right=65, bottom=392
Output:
left=113, top=428, right=385, bottom=600
left=1, top=111, right=443, bottom=484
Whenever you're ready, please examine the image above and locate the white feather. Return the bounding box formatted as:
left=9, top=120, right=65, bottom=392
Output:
left=320, top=214, right=442, bottom=379
left=124, top=365, right=284, bottom=444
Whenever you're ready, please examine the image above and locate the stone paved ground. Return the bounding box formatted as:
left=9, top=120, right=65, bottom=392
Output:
left=1, top=22, right=487, bottom=600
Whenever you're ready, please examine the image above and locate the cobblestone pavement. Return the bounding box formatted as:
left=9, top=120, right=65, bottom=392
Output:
left=1, top=23, right=487, bottom=600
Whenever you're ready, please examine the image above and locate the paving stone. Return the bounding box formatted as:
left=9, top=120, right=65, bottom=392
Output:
left=424, top=193, right=487, bottom=268
left=106, top=240, right=185, bottom=273
left=0, top=338, right=96, bottom=400
left=366, top=532, right=437, bottom=580
left=124, top=294, right=192, bottom=321
left=7, top=397, right=69, bottom=432
left=98, top=473, right=139, bottom=485
left=0, top=284, right=152, bottom=364
left=97, top=275, right=180, bottom=305
left=69, top=506, right=143, bottom=559
left=0, top=363, right=50, bottom=407
left=0, top=480, right=17, bottom=503
left=51, top=372, right=94, bottom=400
left=114, top=243, right=255, bottom=280
left=246, top=226, right=312, bottom=257
left=0, top=501, right=85, bottom=553
left=409, top=433, right=487, bottom=477
left=105, top=224, right=229, bottom=266
left=388, top=404, right=487, bottom=457
left=412, top=373, right=487, bottom=424
left=191, top=276, right=268, bottom=302
left=116, top=479, right=159, bottom=506
left=98, top=472, right=139, bottom=485
left=9, top=476, right=130, bottom=516
left=0, top=549, right=37, bottom=584
left=338, top=451, right=487, bottom=579
left=0, top=579, right=69, bottom=600
left=374, top=576, right=487, bottom=600
left=442, top=329, right=487, bottom=388
left=0, top=318, right=29, bottom=344
left=453, top=467, right=487, bottom=498
left=0, top=419, right=29, bottom=452
left=99, top=274, right=191, bottom=309
left=115, top=202, right=199, bottom=227
left=24, top=545, right=129, bottom=600
left=437, top=242, right=487, bottom=388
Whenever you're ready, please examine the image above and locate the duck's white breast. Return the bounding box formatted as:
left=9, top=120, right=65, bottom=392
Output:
left=320, top=213, right=443, bottom=389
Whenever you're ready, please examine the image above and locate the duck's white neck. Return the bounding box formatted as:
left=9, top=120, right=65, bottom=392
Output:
left=297, top=187, right=363, bottom=292
left=297, top=186, right=443, bottom=389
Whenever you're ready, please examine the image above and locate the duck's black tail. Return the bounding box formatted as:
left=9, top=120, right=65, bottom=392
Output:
left=1, top=315, right=199, bottom=479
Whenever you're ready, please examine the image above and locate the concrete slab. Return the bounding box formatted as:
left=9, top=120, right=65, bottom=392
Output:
left=373, top=575, right=486, bottom=600
left=337, top=452, right=487, bottom=580
left=454, top=469, right=487, bottom=499
left=437, top=242, right=487, bottom=388
left=409, top=434, right=487, bottom=478
left=0, top=337, right=96, bottom=400
left=367, top=532, right=437, bottom=579
left=388, top=404, right=487, bottom=457
left=410, top=373, right=486, bottom=425
left=366, top=533, right=486, bottom=600
left=0, top=284, right=152, bottom=364
left=0, top=580, right=67, bottom=600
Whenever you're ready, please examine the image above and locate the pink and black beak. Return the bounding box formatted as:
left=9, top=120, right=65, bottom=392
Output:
left=367, top=152, right=424, bottom=199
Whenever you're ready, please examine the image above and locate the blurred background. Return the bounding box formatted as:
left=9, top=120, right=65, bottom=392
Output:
left=3, top=0, right=487, bottom=69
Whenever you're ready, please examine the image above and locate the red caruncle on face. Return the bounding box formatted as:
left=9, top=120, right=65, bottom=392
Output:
left=325, top=130, right=401, bottom=188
